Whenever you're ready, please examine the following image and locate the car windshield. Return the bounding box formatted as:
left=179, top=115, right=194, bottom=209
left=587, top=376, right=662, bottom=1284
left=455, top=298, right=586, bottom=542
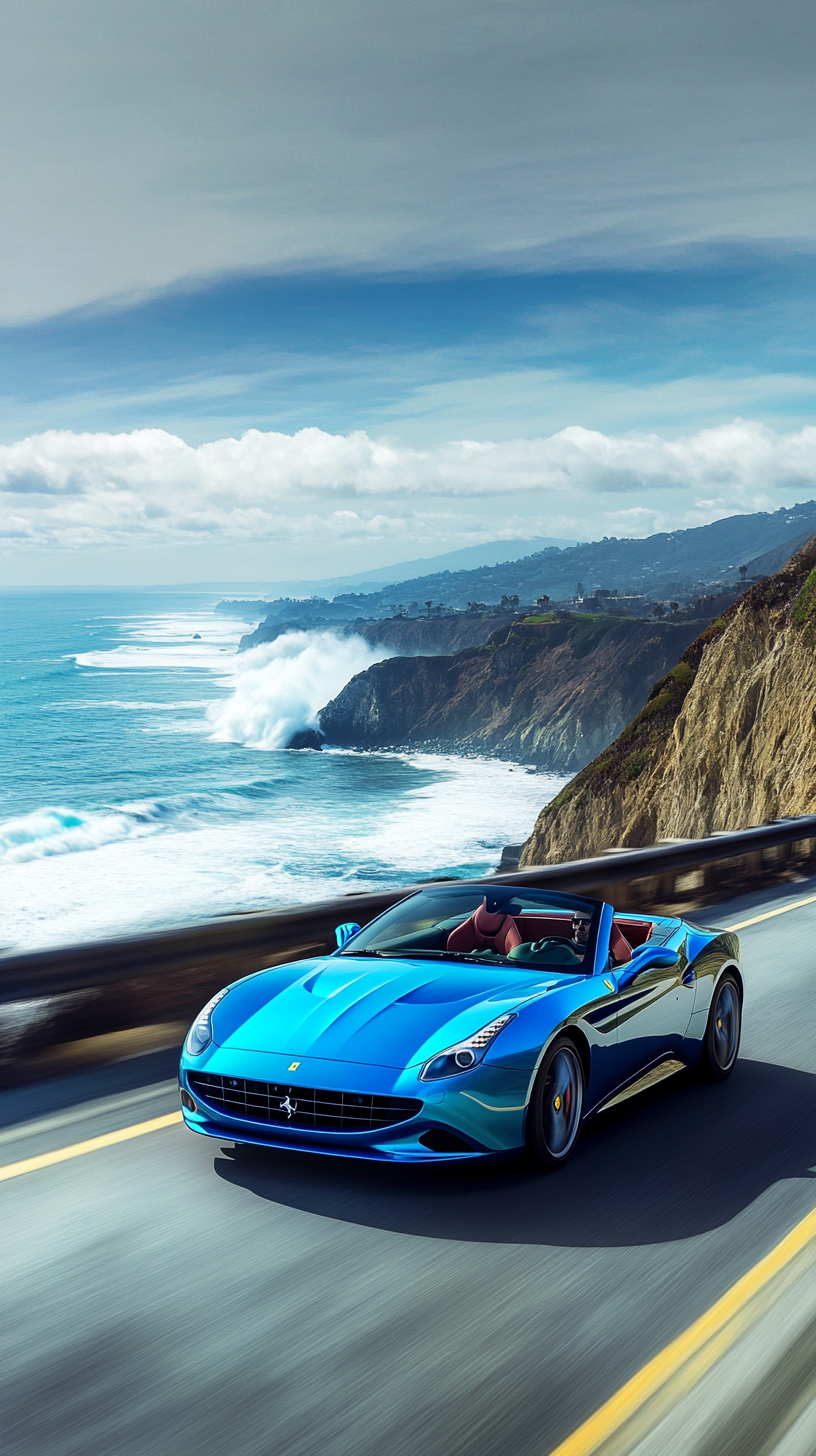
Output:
left=340, top=885, right=600, bottom=971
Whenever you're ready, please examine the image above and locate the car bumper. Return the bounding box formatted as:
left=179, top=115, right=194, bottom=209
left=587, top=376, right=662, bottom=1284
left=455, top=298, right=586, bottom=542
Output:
left=178, top=1045, right=530, bottom=1162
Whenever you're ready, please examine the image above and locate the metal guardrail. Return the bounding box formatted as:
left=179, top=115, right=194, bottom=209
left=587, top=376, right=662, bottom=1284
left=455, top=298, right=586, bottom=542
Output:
left=2, top=814, right=816, bottom=1081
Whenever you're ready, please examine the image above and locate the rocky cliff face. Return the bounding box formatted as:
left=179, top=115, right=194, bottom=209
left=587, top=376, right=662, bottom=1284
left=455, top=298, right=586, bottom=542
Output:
left=319, top=614, right=702, bottom=771
left=239, top=612, right=508, bottom=655
left=520, top=537, right=816, bottom=864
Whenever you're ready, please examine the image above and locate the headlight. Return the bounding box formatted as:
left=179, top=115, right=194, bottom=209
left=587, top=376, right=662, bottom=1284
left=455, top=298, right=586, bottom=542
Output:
left=185, top=988, right=230, bottom=1056
left=420, top=1013, right=516, bottom=1081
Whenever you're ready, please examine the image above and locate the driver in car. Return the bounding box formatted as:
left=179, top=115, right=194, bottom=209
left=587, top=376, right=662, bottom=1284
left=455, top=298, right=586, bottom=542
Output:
left=508, top=909, right=592, bottom=966
left=570, top=912, right=591, bottom=951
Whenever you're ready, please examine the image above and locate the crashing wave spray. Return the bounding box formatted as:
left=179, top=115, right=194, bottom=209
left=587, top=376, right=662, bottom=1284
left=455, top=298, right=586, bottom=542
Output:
left=206, top=630, right=389, bottom=750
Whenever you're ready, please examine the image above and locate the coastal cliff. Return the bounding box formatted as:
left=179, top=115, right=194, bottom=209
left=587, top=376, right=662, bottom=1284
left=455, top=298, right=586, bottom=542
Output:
left=319, top=614, right=702, bottom=771
left=240, top=612, right=508, bottom=656
left=520, top=536, right=816, bottom=864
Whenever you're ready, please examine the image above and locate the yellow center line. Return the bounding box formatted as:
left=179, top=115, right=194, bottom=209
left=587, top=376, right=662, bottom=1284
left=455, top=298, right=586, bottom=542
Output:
left=0, top=1110, right=183, bottom=1182
left=547, top=1200, right=816, bottom=1456
left=727, top=890, right=816, bottom=931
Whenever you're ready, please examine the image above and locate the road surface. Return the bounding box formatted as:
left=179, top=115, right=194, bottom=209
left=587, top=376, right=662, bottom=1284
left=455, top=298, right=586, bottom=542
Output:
left=3, top=878, right=816, bottom=1456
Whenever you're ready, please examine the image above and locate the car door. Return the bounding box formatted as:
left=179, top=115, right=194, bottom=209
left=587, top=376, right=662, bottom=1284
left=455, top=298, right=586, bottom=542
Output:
left=612, top=942, right=695, bottom=1084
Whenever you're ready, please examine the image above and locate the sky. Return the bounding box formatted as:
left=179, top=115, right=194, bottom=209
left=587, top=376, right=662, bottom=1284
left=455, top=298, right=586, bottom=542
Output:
left=1, top=0, right=814, bottom=585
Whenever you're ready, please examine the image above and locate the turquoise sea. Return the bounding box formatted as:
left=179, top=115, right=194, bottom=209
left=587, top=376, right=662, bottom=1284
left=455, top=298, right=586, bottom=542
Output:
left=0, top=588, right=566, bottom=951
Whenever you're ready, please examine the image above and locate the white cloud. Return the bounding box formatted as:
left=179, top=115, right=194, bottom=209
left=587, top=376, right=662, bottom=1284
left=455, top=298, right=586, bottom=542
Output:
left=1, top=421, right=815, bottom=553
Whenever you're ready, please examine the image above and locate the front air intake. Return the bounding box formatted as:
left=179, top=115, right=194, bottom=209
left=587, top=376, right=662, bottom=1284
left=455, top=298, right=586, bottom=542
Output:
left=189, top=1073, right=421, bottom=1133
left=419, top=1129, right=475, bottom=1153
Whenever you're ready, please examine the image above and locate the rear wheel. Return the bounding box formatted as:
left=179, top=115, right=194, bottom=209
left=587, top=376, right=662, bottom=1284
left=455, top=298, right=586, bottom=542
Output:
left=699, top=972, right=742, bottom=1081
left=527, top=1037, right=585, bottom=1169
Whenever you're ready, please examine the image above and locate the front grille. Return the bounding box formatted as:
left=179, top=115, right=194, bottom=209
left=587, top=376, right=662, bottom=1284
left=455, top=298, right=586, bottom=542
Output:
left=189, top=1073, right=422, bottom=1133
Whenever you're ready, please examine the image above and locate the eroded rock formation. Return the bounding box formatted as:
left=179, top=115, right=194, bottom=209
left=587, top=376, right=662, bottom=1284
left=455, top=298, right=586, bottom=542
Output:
left=521, top=536, right=816, bottom=864
left=319, top=614, right=702, bottom=771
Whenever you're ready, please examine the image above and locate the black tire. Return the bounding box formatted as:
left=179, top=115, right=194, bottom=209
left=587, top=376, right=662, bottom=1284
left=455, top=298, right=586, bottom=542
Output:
left=699, top=972, right=742, bottom=1081
left=527, top=1036, right=585, bottom=1169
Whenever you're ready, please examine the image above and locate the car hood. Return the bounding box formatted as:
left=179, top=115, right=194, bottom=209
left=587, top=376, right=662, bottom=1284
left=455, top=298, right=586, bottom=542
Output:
left=212, top=955, right=565, bottom=1068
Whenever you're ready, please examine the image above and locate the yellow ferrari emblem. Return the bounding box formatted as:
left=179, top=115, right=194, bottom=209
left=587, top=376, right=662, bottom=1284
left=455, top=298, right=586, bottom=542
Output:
left=604, top=978, right=614, bottom=991
left=288, top=1061, right=300, bottom=1071
left=554, top=1094, right=562, bottom=1111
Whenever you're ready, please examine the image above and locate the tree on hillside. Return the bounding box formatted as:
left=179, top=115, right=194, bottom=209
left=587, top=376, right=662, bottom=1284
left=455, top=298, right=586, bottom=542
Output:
left=669, top=601, right=680, bottom=613
left=575, top=582, right=584, bottom=598
left=653, top=602, right=666, bottom=618
left=739, top=564, right=748, bottom=581
left=536, top=594, right=550, bottom=608
left=425, top=600, right=433, bottom=616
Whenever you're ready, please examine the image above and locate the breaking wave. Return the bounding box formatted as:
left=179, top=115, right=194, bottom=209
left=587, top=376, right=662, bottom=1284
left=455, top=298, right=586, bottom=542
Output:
left=0, top=806, right=158, bottom=864
left=0, top=785, right=289, bottom=864
left=206, top=631, right=390, bottom=750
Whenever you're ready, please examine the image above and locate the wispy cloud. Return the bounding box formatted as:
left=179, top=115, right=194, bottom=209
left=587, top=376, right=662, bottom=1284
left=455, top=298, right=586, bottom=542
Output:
left=3, top=421, right=814, bottom=551
left=0, top=0, right=813, bottom=321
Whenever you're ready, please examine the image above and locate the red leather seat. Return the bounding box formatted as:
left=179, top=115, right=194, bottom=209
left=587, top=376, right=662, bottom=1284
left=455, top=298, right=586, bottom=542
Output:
left=610, top=923, right=633, bottom=964
left=447, top=899, right=523, bottom=956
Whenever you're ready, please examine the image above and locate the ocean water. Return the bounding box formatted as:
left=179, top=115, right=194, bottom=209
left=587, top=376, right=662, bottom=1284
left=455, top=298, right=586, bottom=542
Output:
left=0, top=588, right=567, bottom=951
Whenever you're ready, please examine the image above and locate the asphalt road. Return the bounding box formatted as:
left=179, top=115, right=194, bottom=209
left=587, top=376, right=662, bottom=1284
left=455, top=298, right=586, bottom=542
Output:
left=3, top=878, right=816, bottom=1456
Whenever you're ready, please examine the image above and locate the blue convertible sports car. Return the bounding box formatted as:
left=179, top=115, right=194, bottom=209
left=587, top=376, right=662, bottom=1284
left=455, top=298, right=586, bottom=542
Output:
left=179, top=884, right=743, bottom=1167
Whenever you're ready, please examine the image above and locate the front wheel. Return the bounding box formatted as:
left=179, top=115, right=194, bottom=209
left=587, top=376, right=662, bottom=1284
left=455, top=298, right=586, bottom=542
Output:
left=699, top=972, right=742, bottom=1081
left=527, top=1037, right=585, bottom=1169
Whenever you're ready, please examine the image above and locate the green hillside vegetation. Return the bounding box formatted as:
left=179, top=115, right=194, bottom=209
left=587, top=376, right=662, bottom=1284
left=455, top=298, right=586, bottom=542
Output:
left=332, top=501, right=816, bottom=614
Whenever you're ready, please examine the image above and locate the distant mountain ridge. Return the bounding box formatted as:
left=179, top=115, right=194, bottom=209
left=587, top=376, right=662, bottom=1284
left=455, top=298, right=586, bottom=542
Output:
left=335, top=501, right=816, bottom=613
left=242, top=536, right=577, bottom=601
left=215, top=501, right=816, bottom=625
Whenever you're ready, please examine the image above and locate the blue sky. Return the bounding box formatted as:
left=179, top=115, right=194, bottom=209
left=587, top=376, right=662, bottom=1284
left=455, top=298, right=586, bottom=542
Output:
left=0, top=0, right=814, bottom=584
left=2, top=249, right=813, bottom=446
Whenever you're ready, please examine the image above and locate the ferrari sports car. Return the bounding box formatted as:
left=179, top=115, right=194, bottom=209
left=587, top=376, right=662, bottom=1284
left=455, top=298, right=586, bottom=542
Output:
left=179, top=883, right=742, bottom=1166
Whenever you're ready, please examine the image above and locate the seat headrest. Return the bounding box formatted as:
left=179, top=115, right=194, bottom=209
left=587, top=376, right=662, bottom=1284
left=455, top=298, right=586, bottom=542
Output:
left=474, top=900, right=507, bottom=936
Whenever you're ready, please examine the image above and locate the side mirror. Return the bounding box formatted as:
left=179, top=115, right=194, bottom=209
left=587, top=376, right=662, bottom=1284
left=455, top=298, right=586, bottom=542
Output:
left=335, top=922, right=361, bottom=950
left=617, top=946, right=679, bottom=989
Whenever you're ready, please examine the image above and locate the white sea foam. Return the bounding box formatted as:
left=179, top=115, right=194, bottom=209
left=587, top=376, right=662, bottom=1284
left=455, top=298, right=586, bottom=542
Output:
left=206, top=631, right=390, bottom=750
left=337, top=751, right=566, bottom=873
left=2, top=754, right=567, bottom=948
left=72, top=608, right=251, bottom=673
left=52, top=699, right=211, bottom=712
left=74, top=642, right=236, bottom=672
